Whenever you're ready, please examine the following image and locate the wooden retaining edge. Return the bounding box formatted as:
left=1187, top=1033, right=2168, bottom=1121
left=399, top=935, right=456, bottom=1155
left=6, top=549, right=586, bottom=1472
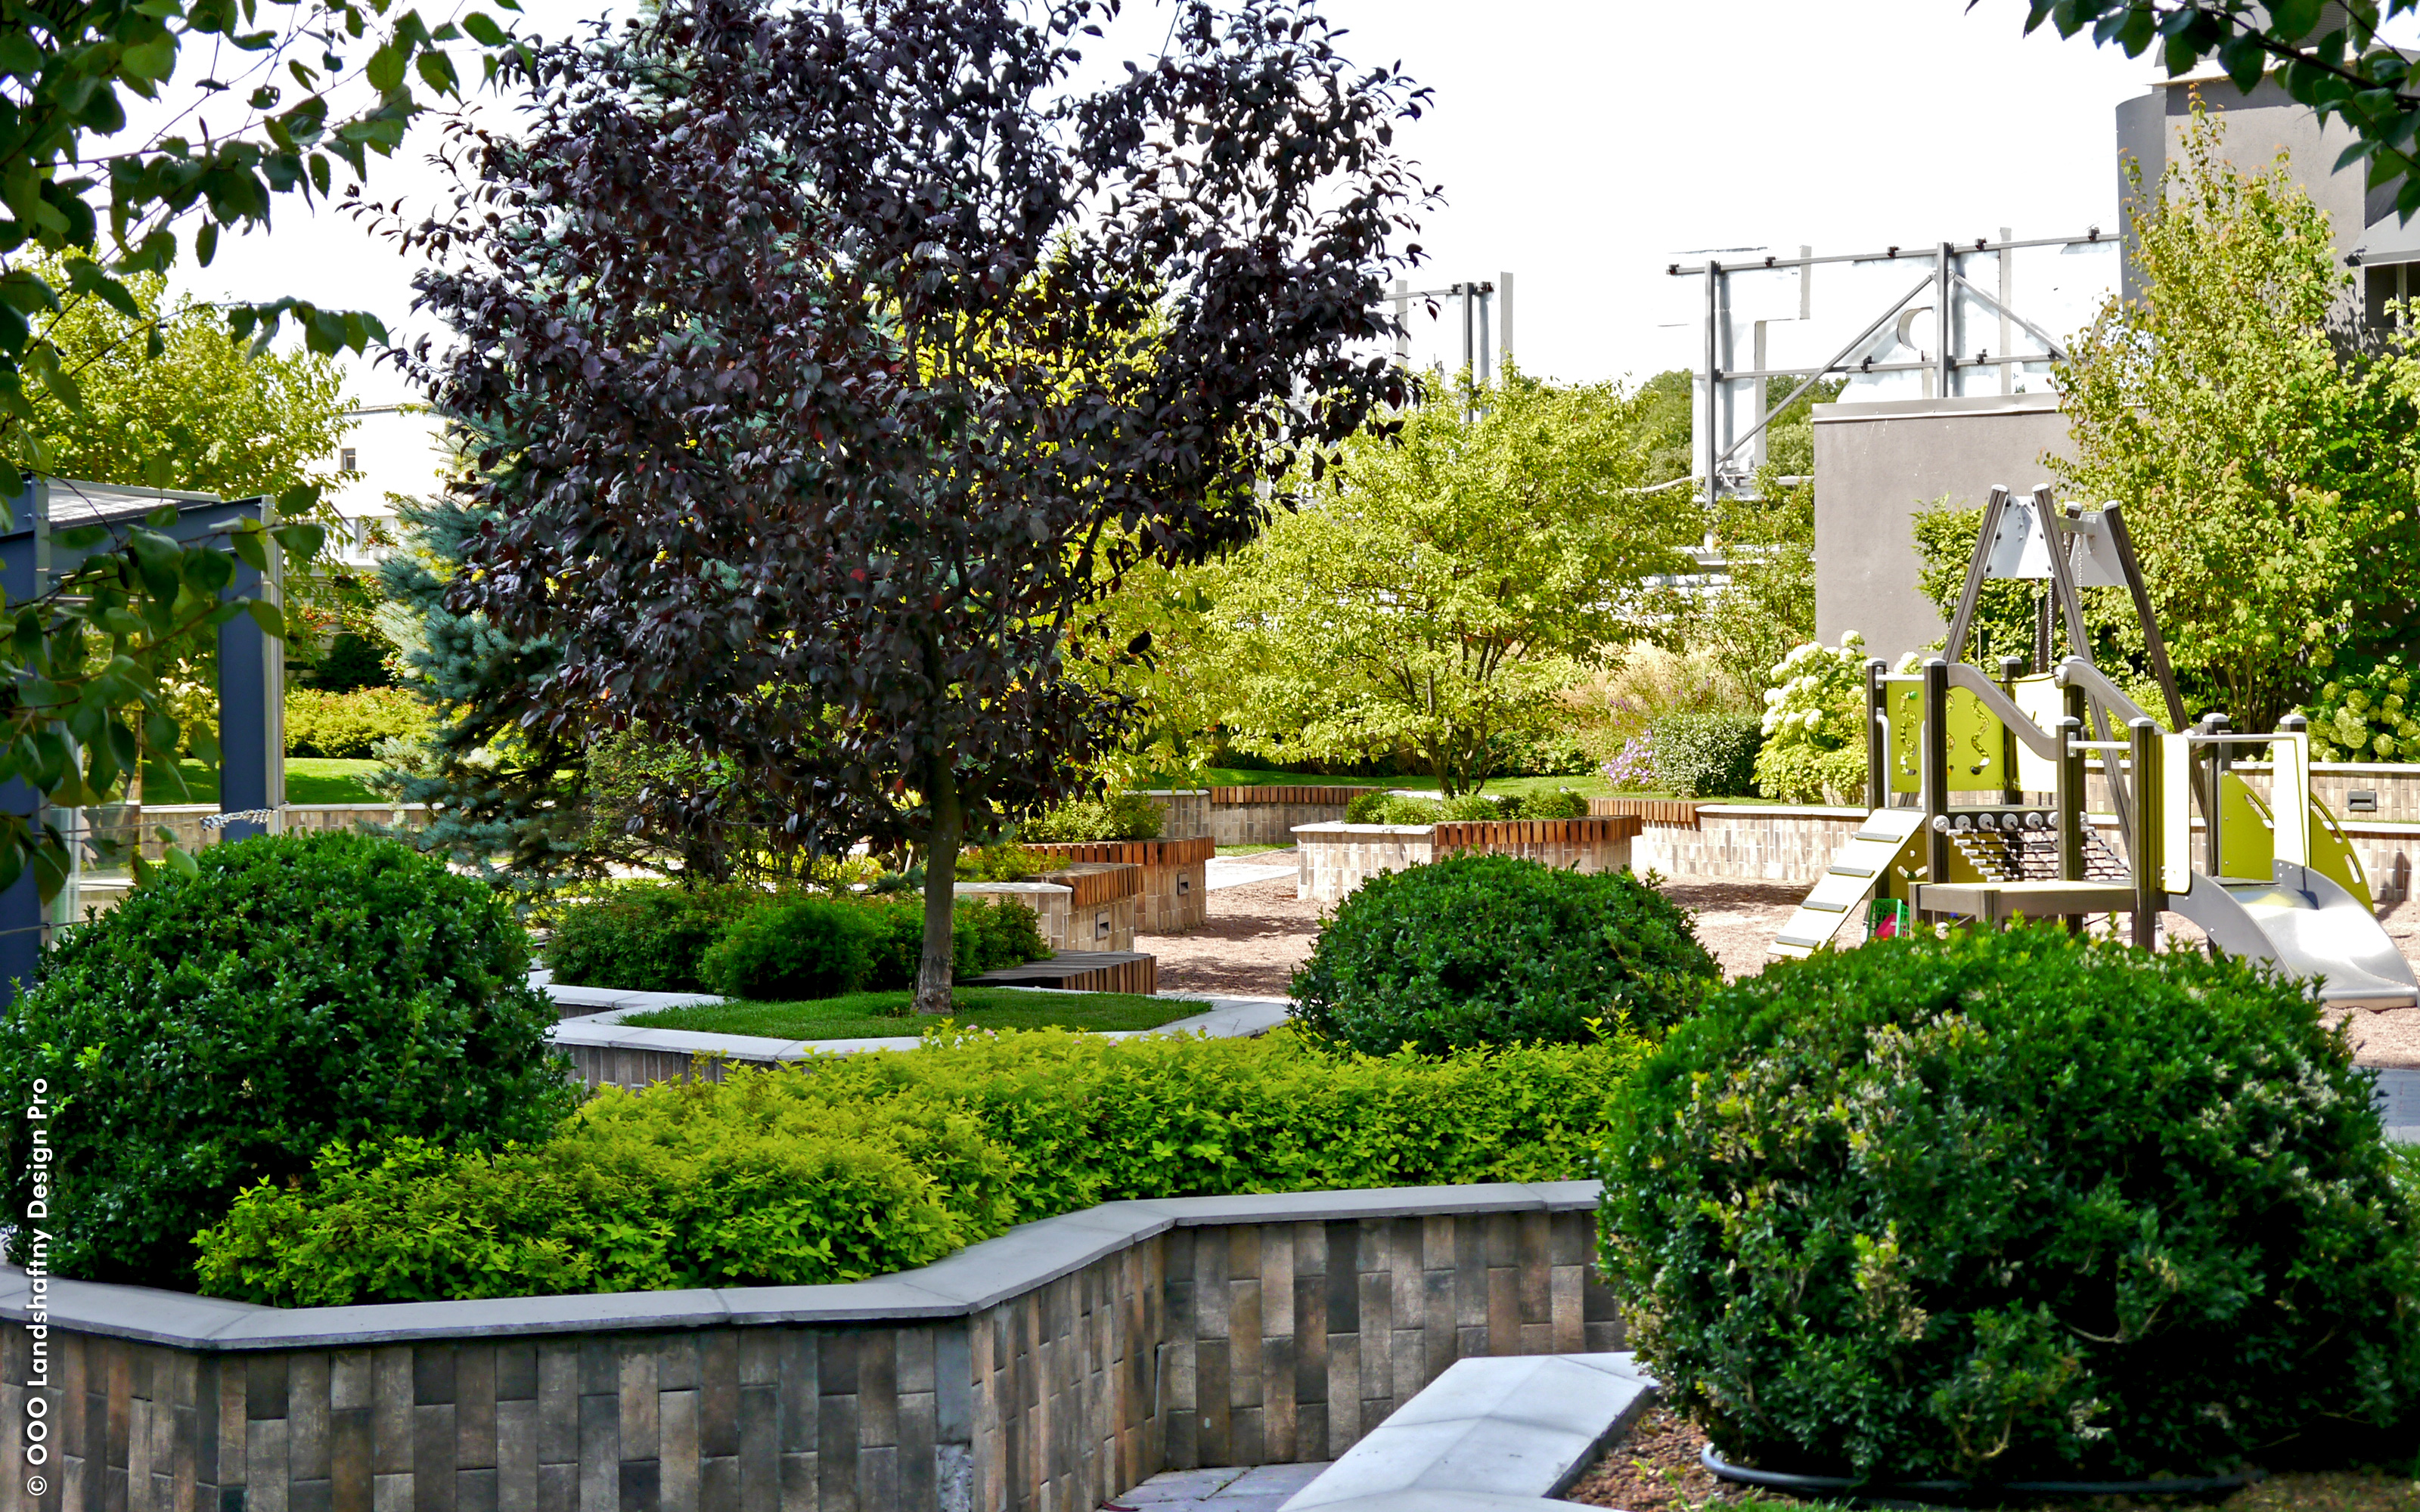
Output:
left=1588, top=796, right=1702, bottom=827
left=973, top=949, right=1159, bottom=996
left=1208, top=785, right=1365, bottom=806
left=1431, top=815, right=1643, bottom=849
left=1022, top=835, right=1217, bottom=867
left=1029, top=860, right=1143, bottom=909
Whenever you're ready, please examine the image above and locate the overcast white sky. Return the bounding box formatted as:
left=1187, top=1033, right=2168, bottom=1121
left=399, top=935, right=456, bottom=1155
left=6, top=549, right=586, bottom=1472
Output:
left=176, top=0, right=2196, bottom=404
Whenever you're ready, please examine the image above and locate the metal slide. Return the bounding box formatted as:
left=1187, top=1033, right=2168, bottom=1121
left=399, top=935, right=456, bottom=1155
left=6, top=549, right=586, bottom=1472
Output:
left=2167, top=863, right=2420, bottom=1010
left=1770, top=807, right=1926, bottom=959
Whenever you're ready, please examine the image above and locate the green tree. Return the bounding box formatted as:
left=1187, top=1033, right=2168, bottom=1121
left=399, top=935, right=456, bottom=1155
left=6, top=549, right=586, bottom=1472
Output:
left=0, top=0, right=518, bottom=898
left=17, top=253, right=349, bottom=499
left=1202, top=366, right=1695, bottom=794
left=2051, top=104, right=2420, bottom=733
left=2013, top=0, right=2420, bottom=218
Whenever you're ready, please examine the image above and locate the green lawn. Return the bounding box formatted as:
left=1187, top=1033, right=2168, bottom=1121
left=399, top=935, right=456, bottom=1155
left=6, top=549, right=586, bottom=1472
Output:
left=141, top=758, right=386, bottom=805
left=620, top=987, right=1207, bottom=1040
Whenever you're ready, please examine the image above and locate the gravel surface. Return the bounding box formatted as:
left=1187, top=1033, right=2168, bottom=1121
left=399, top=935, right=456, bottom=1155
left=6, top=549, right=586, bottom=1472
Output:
left=1138, top=872, right=1325, bottom=999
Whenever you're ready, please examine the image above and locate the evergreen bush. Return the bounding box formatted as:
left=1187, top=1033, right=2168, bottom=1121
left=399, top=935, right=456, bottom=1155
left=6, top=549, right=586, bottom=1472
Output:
left=1649, top=711, right=1763, bottom=798
left=0, top=831, right=572, bottom=1288
left=544, top=882, right=765, bottom=993
left=1599, top=925, right=2420, bottom=1483
left=1290, top=854, right=1719, bottom=1054
left=700, top=897, right=883, bottom=1000
left=194, top=1026, right=1646, bottom=1303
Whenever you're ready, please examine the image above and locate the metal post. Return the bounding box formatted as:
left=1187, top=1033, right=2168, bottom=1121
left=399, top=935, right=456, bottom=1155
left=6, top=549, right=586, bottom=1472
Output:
left=1459, top=282, right=1474, bottom=378
left=1934, top=242, right=1955, bottom=399
left=1498, top=270, right=1515, bottom=371
left=1864, top=657, right=1889, bottom=810
left=1392, top=278, right=1409, bottom=367
left=2130, top=717, right=2161, bottom=947
left=1702, top=259, right=1722, bottom=504
left=1997, top=226, right=2015, bottom=395
left=2199, top=712, right=2230, bottom=876
left=2055, top=711, right=2086, bottom=884
left=1751, top=320, right=1769, bottom=471
left=1924, top=658, right=1951, bottom=893
left=2000, top=654, right=2025, bottom=804
left=1478, top=284, right=1492, bottom=385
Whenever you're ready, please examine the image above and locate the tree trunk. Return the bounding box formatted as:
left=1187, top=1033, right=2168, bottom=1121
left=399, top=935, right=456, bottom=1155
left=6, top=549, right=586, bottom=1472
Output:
left=914, top=758, right=965, bottom=1015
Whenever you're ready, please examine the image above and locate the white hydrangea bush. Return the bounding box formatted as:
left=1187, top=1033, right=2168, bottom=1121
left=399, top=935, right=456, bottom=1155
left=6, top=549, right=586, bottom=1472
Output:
left=1753, top=632, right=1874, bottom=804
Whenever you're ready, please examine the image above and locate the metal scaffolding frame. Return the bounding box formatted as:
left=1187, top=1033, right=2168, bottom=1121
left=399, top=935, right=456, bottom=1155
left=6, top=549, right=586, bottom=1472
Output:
left=1671, top=231, right=2113, bottom=502
left=1391, top=274, right=1514, bottom=380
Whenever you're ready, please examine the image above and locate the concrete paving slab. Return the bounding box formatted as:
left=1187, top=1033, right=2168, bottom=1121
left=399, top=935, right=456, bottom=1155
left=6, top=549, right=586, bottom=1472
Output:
left=1287, top=1495, right=1591, bottom=1512
left=1117, top=1464, right=1246, bottom=1501
left=1221, top=1464, right=1331, bottom=1495
left=1281, top=1352, right=1652, bottom=1511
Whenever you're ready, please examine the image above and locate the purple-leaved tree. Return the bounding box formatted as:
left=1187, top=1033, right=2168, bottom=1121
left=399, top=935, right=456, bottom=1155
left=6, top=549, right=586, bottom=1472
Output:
left=396, top=0, right=1431, bottom=1012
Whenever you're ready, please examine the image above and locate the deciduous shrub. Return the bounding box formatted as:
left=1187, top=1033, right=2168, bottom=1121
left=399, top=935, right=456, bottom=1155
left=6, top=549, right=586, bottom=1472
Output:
left=0, top=831, right=572, bottom=1288
left=700, top=897, right=883, bottom=999
left=544, top=882, right=765, bottom=993
left=1751, top=634, right=1870, bottom=804
left=195, top=1027, right=1646, bottom=1303
left=1649, top=711, right=1763, bottom=798
left=2307, top=655, right=2418, bottom=762
left=1024, top=790, right=1163, bottom=841
left=284, top=686, right=433, bottom=759
left=1345, top=790, right=1438, bottom=824
left=1509, top=789, right=1587, bottom=820
left=1599, top=925, right=2420, bottom=1483
left=1291, top=854, right=1719, bottom=1053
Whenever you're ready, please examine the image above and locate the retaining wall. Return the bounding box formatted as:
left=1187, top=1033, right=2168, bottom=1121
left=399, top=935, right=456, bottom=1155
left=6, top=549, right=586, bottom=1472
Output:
left=1020, top=840, right=1212, bottom=934
left=1292, top=819, right=1640, bottom=904
left=1208, top=787, right=1360, bottom=847
left=2, top=1182, right=1615, bottom=1512
left=1137, top=792, right=1212, bottom=843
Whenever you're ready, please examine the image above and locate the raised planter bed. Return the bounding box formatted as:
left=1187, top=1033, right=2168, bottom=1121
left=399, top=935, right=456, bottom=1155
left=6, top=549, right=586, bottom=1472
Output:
left=1291, top=816, right=1641, bottom=904
left=957, top=861, right=1143, bottom=953
left=1208, top=785, right=1362, bottom=846
left=5, top=1181, right=1616, bottom=1512
left=1018, top=839, right=1212, bottom=933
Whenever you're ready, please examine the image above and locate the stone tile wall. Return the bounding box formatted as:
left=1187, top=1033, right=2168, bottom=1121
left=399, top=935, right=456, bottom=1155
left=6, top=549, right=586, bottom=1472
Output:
left=1630, top=807, right=1869, bottom=887
left=1292, top=822, right=1642, bottom=903
left=1139, top=793, right=1212, bottom=843
left=5, top=1187, right=1612, bottom=1512
left=1022, top=845, right=1212, bottom=934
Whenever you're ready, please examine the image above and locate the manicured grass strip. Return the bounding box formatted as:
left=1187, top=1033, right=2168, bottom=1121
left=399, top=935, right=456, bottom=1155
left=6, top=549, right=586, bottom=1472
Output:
left=1176, top=767, right=1803, bottom=804
left=619, top=987, right=1207, bottom=1040
left=141, top=758, right=386, bottom=806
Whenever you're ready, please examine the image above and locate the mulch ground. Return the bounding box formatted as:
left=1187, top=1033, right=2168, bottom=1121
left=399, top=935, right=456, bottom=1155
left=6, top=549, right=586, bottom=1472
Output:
left=1560, top=1404, right=2420, bottom=1511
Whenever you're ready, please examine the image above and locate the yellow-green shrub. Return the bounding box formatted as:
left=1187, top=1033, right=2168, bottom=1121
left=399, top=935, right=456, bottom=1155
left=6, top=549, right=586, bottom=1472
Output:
left=194, top=1027, right=1644, bottom=1303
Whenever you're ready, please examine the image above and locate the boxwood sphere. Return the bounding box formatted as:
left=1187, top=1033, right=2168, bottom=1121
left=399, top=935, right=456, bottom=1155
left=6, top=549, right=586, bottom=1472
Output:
left=0, top=829, right=574, bottom=1288
left=1599, top=925, right=2420, bottom=1483
left=1289, top=854, right=1719, bottom=1053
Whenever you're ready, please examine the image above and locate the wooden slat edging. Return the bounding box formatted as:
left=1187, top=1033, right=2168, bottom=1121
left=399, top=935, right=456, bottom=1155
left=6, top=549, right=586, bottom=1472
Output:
left=1207, top=785, right=1365, bottom=807
left=1021, top=835, right=1217, bottom=866
left=1587, top=796, right=1702, bottom=828
left=1431, top=815, right=1643, bottom=850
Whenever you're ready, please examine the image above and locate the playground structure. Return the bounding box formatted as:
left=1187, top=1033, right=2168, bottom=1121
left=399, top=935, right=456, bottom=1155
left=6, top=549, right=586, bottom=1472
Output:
left=1773, top=484, right=2420, bottom=1011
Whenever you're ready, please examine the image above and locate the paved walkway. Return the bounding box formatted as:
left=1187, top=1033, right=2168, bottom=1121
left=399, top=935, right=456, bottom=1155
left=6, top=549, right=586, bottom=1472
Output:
left=1108, top=1463, right=1329, bottom=1511
left=1205, top=850, right=1298, bottom=891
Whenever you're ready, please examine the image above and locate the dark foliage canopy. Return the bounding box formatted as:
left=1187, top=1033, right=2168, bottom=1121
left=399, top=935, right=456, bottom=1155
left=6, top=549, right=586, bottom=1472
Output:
left=392, top=0, right=1431, bottom=877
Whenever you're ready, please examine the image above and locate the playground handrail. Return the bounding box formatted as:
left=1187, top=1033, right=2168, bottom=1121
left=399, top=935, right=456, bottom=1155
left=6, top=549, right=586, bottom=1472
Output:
left=2051, top=658, right=2157, bottom=730
left=1941, top=664, right=2064, bottom=761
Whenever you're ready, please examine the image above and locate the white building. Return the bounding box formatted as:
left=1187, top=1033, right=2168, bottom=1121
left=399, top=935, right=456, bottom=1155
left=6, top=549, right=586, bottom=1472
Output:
left=321, top=403, right=452, bottom=568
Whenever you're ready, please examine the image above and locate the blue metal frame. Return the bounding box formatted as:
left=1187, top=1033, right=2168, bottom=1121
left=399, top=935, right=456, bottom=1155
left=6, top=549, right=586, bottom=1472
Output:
left=0, top=479, right=283, bottom=998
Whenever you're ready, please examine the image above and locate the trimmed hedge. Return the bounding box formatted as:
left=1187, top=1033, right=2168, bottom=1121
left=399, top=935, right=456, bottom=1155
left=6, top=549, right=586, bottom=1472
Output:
left=1599, top=925, right=2420, bottom=1482
left=547, top=885, right=1047, bottom=999
left=0, top=831, right=571, bottom=1289
left=284, top=686, right=433, bottom=759
left=1289, top=854, right=1720, bottom=1053
left=194, top=1027, right=1646, bottom=1303
left=544, top=882, right=763, bottom=993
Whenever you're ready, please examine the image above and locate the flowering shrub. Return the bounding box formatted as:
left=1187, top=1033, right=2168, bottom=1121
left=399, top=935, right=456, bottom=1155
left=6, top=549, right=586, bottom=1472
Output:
left=2307, top=656, right=2418, bottom=762
left=1600, top=734, right=1655, bottom=790
left=1751, top=634, right=1870, bottom=804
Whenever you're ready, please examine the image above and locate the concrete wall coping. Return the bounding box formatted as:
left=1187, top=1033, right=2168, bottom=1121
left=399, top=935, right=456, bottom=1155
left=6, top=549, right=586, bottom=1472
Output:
left=1811, top=392, right=2063, bottom=422
left=545, top=988, right=1287, bottom=1060
left=1290, top=823, right=1435, bottom=837
left=950, top=880, right=1073, bottom=896
left=1692, top=804, right=1866, bottom=819
left=5, top=1180, right=1605, bottom=1352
